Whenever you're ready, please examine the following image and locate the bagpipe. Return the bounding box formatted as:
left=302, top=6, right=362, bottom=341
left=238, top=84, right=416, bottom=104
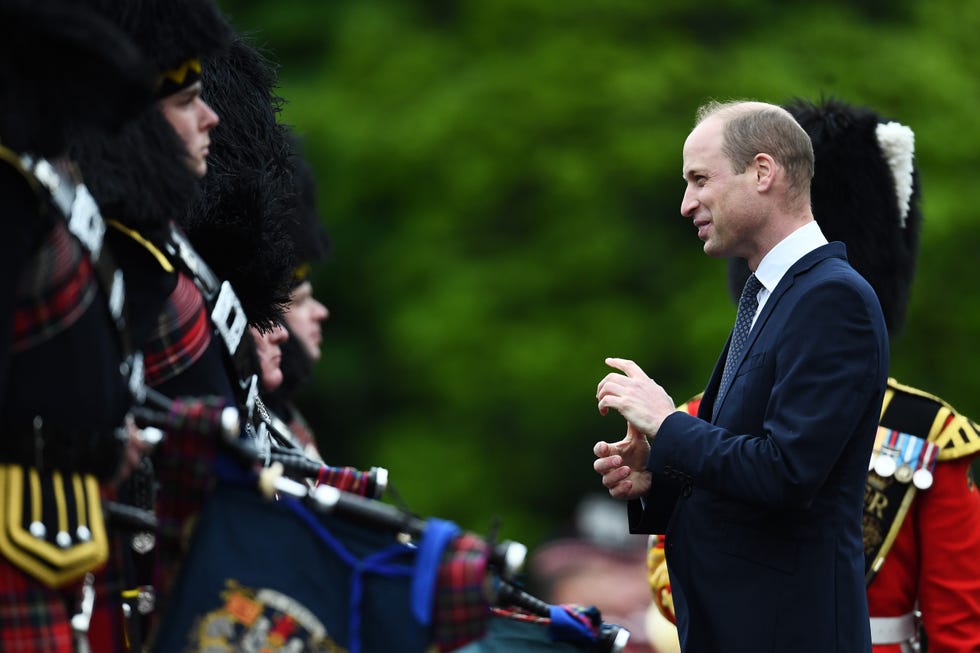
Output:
left=128, top=387, right=388, bottom=498
left=105, top=392, right=631, bottom=653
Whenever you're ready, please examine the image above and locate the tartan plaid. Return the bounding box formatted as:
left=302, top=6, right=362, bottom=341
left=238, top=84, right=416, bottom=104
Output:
left=433, top=531, right=491, bottom=651
left=152, top=396, right=225, bottom=606
left=455, top=606, right=606, bottom=653
left=88, top=397, right=229, bottom=652
left=316, top=466, right=377, bottom=497
left=0, top=558, right=79, bottom=653
left=490, top=606, right=550, bottom=624
left=287, top=408, right=322, bottom=459
left=143, top=272, right=211, bottom=387
left=488, top=605, right=601, bottom=640
left=548, top=604, right=602, bottom=646
left=86, top=534, right=130, bottom=653
left=12, top=221, right=97, bottom=352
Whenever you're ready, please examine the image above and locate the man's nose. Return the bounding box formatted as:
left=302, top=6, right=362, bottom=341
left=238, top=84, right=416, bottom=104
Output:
left=313, top=299, right=329, bottom=321
left=680, top=188, right=698, bottom=217
left=200, top=99, right=219, bottom=130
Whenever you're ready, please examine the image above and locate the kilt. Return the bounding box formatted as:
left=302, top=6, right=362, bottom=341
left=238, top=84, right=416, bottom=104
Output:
left=0, top=557, right=78, bottom=653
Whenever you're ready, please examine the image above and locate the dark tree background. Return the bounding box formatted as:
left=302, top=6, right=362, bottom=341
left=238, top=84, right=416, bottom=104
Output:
left=216, top=0, right=980, bottom=548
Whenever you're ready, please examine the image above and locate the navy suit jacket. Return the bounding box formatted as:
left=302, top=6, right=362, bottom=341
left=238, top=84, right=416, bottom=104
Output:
left=629, top=243, right=888, bottom=652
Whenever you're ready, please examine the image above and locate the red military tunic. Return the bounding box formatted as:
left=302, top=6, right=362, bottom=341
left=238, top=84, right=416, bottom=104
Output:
left=866, top=379, right=980, bottom=653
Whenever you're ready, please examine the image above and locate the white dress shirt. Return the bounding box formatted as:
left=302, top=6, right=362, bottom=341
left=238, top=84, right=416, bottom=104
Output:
left=749, top=220, right=829, bottom=328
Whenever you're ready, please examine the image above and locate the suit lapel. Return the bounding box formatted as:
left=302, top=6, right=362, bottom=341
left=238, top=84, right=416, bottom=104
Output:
left=709, top=243, right=846, bottom=422
left=700, top=337, right=728, bottom=421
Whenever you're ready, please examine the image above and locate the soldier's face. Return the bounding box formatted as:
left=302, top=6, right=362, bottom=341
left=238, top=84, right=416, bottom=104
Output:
left=159, top=81, right=219, bottom=177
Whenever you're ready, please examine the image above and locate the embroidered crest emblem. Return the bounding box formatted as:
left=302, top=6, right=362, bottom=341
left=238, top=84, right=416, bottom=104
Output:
left=189, top=581, right=346, bottom=653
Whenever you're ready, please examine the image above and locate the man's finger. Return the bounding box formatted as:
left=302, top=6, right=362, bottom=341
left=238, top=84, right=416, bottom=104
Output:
left=605, top=357, right=645, bottom=379
left=597, top=395, right=623, bottom=416
left=596, top=375, right=627, bottom=400
left=593, top=455, right=624, bottom=474
left=602, top=467, right=632, bottom=490
left=608, top=479, right=634, bottom=500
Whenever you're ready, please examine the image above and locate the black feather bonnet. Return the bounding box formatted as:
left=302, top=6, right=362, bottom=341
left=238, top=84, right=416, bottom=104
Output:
left=728, top=97, right=922, bottom=336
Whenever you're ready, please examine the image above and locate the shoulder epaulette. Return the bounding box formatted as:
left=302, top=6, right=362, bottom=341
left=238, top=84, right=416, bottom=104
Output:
left=883, top=378, right=980, bottom=461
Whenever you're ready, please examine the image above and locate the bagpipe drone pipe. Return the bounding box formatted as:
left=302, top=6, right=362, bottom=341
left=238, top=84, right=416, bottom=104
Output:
left=127, top=387, right=388, bottom=499
left=101, top=390, right=389, bottom=642
left=115, top=393, right=630, bottom=652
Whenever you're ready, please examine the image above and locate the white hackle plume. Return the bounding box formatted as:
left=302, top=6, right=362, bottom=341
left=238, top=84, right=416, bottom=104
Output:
left=875, top=121, right=915, bottom=228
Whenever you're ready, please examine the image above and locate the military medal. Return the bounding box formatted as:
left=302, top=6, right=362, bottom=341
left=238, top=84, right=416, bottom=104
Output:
left=893, top=433, right=919, bottom=484
left=912, top=441, right=938, bottom=490
left=873, top=429, right=900, bottom=478
left=869, top=426, right=890, bottom=472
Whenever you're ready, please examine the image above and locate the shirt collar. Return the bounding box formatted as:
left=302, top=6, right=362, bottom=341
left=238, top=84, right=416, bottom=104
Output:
left=754, top=220, right=828, bottom=293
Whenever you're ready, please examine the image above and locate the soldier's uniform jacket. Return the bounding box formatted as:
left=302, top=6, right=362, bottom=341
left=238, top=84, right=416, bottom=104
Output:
left=0, top=147, right=131, bottom=653
left=864, top=379, right=980, bottom=652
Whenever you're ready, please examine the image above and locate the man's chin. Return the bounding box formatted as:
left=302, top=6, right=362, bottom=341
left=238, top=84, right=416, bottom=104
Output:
left=702, top=241, right=723, bottom=258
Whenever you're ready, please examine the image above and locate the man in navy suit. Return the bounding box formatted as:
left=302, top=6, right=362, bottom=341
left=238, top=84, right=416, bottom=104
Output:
left=593, top=100, right=888, bottom=652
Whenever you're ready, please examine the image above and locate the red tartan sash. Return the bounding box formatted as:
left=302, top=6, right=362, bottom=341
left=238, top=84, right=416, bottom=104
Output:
left=142, top=273, right=212, bottom=387
left=12, top=222, right=97, bottom=352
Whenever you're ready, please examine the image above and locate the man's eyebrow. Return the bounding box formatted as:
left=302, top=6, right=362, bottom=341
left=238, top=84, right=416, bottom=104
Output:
left=177, top=82, right=203, bottom=100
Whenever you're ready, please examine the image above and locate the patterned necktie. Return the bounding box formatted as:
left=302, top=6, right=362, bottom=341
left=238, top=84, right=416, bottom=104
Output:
left=717, top=273, right=763, bottom=403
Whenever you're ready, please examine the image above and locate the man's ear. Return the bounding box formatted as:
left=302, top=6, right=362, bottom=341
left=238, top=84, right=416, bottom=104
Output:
left=753, top=153, right=776, bottom=192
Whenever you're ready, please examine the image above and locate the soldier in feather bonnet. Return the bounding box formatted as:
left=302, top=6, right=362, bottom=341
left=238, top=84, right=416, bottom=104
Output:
left=260, top=134, right=333, bottom=459
left=181, top=32, right=298, bottom=334
left=67, top=0, right=239, bottom=647
left=0, top=0, right=155, bottom=650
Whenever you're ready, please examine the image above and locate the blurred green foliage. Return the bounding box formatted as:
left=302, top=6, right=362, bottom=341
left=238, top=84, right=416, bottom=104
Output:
left=217, top=0, right=980, bottom=548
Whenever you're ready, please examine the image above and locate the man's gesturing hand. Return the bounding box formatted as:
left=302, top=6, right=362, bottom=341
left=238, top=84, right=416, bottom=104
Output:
left=593, top=358, right=674, bottom=500
left=596, top=357, right=675, bottom=436
left=593, top=422, right=653, bottom=500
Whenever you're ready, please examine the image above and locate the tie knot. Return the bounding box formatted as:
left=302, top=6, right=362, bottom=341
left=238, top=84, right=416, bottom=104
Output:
left=740, top=274, right=763, bottom=305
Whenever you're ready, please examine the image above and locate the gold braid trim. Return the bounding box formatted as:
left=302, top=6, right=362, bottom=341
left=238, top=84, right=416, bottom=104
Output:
left=0, top=466, right=108, bottom=587
left=0, top=143, right=45, bottom=215
left=158, top=57, right=201, bottom=89
left=292, top=262, right=312, bottom=284
left=887, top=377, right=980, bottom=461
left=105, top=219, right=175, bottom=273
left=866, top=481, right=918, bottom=585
